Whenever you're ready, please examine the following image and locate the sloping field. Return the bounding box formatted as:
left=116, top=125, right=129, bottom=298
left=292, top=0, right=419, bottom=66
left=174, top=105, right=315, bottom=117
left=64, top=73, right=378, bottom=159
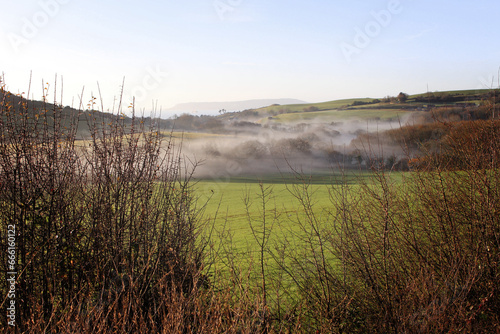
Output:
left=194, top=171, right=378, bottom=252
left=165, top=131, right=232, bottom=140
left=196, top=180, right=333, bottom=252
left=265, top=107, right=411, bottom=123
left=409, top=88, right=491, bottom=99
left=256, top=98, right=375, bottom=115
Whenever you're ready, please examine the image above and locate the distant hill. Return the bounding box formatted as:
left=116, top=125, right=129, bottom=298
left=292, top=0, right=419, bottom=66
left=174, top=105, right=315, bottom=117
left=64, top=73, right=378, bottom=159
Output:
left=165, top=99, right=308, bottom=115
left=0, top=90, right=172, bottom=139
left=2, top=87, right=497, bottom=138
left=255, top=89, right=495, bottom=115
left=247, top=89, right=498, bottom=125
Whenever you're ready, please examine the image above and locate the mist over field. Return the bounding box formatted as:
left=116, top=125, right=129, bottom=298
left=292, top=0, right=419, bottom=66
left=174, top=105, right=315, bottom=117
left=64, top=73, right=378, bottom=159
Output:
left=178, top=114, right=413, bottom=178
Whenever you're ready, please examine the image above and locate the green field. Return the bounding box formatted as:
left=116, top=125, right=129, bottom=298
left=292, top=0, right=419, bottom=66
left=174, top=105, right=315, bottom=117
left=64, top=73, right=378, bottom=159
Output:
left=193, top=170, right=405, bottom=300
left=194, top=176, right=340, bottom=288
left=256, top=98, right=376, bottom=115
left=196, top=179, right=329, bottom=249
left=193, top=171, right=392, bottom=263
left=409, top=88, right=491, bottom=99
left=168, top=131, right=230, bottom=139
left=265, top=107, right=410, bottom=123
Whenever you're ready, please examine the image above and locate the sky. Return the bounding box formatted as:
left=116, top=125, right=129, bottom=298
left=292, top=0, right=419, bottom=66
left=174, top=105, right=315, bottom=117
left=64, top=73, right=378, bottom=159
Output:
left=1, top=0, right=499, bottom=117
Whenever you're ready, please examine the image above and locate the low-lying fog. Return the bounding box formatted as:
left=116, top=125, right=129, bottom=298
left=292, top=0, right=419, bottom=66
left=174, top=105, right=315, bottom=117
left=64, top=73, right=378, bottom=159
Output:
left=177, top=115, right=414, bottom=179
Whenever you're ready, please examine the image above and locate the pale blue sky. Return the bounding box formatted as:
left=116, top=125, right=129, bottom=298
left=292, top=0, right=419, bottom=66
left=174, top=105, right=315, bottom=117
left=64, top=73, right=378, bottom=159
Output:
left=1, top=0, right=499, bottom=116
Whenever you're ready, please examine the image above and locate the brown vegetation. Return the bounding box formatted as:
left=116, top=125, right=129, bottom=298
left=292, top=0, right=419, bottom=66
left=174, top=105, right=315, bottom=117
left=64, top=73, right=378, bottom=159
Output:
left=0, top=85, right=207, bottom=333
left=1, top=80, right=499, bottom=332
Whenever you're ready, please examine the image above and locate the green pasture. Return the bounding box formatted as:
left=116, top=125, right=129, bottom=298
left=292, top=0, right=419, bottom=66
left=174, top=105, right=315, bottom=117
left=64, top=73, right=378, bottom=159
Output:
left=194, top=176, right=338, bottom=291
left=256, top=98, right=376, bottom=115
left=264, top=107, right=411, bottom=124
left=196, top=176, right=326, bottom=255
left=193, top=170, right=404, bottom=300
left=161, top=131, right=231, bottom=140
left=256, top=88, right=493, bottom=117
left=409, top=88, right=491, bottom=99
left=194, top=171, right=395, bottom=259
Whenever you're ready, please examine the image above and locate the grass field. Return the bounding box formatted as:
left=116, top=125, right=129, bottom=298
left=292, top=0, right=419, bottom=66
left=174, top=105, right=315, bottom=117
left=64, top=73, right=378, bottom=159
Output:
left=256, top=98, right=376, bottom=115
left=159, top=131, right=232, bottom=140
left=255, top=89, right=492, bottom=117
left=409, top=88, right=491, bottom=99
left=194, top=175, right=341, bottom=292
left=195, top=178, right=331, bottom=250
left=193, top=170, right=406, bottom=303
left=194, top=171, right=394, bottom=262
left=265, top=107, right=411, bottom=123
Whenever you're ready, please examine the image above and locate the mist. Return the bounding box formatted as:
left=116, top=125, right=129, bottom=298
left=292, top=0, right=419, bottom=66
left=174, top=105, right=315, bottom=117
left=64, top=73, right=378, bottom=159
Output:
left=175, top=114, right=414, bottom=179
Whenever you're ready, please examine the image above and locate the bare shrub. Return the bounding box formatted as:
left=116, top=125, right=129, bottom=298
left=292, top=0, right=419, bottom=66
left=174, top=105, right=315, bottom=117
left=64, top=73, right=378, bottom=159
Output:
left=0, top=82, right=208, bottom=332
left=263, top=117, right=500, bottom=332
left=232, top=140, right=268, bottom=159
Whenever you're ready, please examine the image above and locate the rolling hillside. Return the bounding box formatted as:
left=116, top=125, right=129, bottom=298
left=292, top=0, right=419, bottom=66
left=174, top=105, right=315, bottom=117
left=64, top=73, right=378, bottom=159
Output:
left=237, top=89, right=497, bottom=127
left=2, top=88, right=497, bottom=139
